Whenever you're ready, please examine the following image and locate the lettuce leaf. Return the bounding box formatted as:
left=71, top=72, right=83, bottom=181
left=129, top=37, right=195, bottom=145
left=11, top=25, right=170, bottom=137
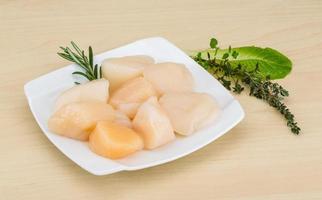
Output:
left=190, top=46, right=292, bottom=80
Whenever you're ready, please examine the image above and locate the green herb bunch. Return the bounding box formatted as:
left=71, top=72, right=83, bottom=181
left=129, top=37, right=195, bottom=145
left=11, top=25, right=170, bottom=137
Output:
left=58, top=42, right=102, bottom=84
left=192, top=38, right=300, bottom=134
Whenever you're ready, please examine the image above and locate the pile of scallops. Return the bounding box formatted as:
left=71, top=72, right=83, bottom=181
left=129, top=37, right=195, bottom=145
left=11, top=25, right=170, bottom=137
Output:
left=48, top=55, right=219, bottom=159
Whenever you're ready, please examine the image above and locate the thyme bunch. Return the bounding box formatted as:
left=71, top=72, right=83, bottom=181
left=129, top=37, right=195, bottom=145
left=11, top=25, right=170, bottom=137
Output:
left=193, top=40, right=300, bottom=134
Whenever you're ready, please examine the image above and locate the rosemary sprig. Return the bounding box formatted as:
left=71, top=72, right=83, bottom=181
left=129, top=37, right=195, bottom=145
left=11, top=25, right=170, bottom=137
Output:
left=193, top=40, right=300, bottom=134
left=58, top=42, right=102, bottom=84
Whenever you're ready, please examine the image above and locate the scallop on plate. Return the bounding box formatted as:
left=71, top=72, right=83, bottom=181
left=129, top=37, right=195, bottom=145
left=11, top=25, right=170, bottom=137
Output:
left=24, top=37, right=244, bottom=175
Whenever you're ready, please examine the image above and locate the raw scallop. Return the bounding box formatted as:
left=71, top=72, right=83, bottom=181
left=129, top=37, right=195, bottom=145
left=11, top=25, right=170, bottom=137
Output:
left=101, top=55, right=155, bottom=91
left=114, top=110, right=132, bottom=128
left=133, top=96, right=175, bottom=149
left=48, top=102, right=115, bottom=141
left=159, top=92, right=219, bottom=136
left=109, top=77, right=157, bottom=118
left=54, top=79, right=109, bottom=111
left=89, top=121, right=143, bottom=159
left=143, top=62, right=194, bottom=95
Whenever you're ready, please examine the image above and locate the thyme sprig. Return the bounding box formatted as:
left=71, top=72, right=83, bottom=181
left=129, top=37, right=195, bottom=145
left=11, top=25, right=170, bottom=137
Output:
left=193, top=40, right=300, bottom=134
left=58, top=41, right=102, bottom=84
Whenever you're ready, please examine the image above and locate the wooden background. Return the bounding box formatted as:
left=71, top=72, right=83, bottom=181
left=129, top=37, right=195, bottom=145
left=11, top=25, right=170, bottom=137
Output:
left=1, top=0, right=322, bottom=199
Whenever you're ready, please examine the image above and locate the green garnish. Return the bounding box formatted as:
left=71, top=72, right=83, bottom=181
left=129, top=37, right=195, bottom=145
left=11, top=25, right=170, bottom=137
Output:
left=191, top=38, right=300, bottom=134
left=58, top=41, right=102, bottom=84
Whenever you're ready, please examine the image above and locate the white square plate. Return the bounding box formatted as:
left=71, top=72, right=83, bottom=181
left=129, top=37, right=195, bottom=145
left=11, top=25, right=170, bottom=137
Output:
left=24, top=37, right=244, bottom=175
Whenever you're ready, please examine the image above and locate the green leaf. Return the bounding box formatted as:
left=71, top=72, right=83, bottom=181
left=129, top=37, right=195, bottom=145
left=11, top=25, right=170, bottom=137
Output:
left=210, top=38, right=218, bottom=49
left=94, top=64, right=98, bottom=78
left=89, top=46, right=93, bottom=67
left=57, top=53, right=74, bottom=62
left=190, top=46, right=292, bottom=80
left=232, top=51, right=239, bottom=59
left=72, top=71, right=91, bottom=80
left=71, top=41, right=83, bottom=56
left=66, top=48, right=83, bottom=66
left=59, top=47, right=69, bottom=53
left=222, top=53, right=229, bottom=59
left=196, top=52, right=201, bottom=59
left=99, top=65, right=102, bottom=78
left=82, top=50, right=88, bottom=64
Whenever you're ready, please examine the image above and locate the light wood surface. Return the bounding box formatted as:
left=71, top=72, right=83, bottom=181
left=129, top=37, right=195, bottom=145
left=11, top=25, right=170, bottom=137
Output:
left=1, top=0, right=322, bottom=199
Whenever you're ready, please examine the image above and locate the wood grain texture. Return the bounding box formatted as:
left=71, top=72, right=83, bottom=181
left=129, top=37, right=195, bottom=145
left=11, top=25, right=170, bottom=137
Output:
left=1, top=0, right=322, bottom=199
